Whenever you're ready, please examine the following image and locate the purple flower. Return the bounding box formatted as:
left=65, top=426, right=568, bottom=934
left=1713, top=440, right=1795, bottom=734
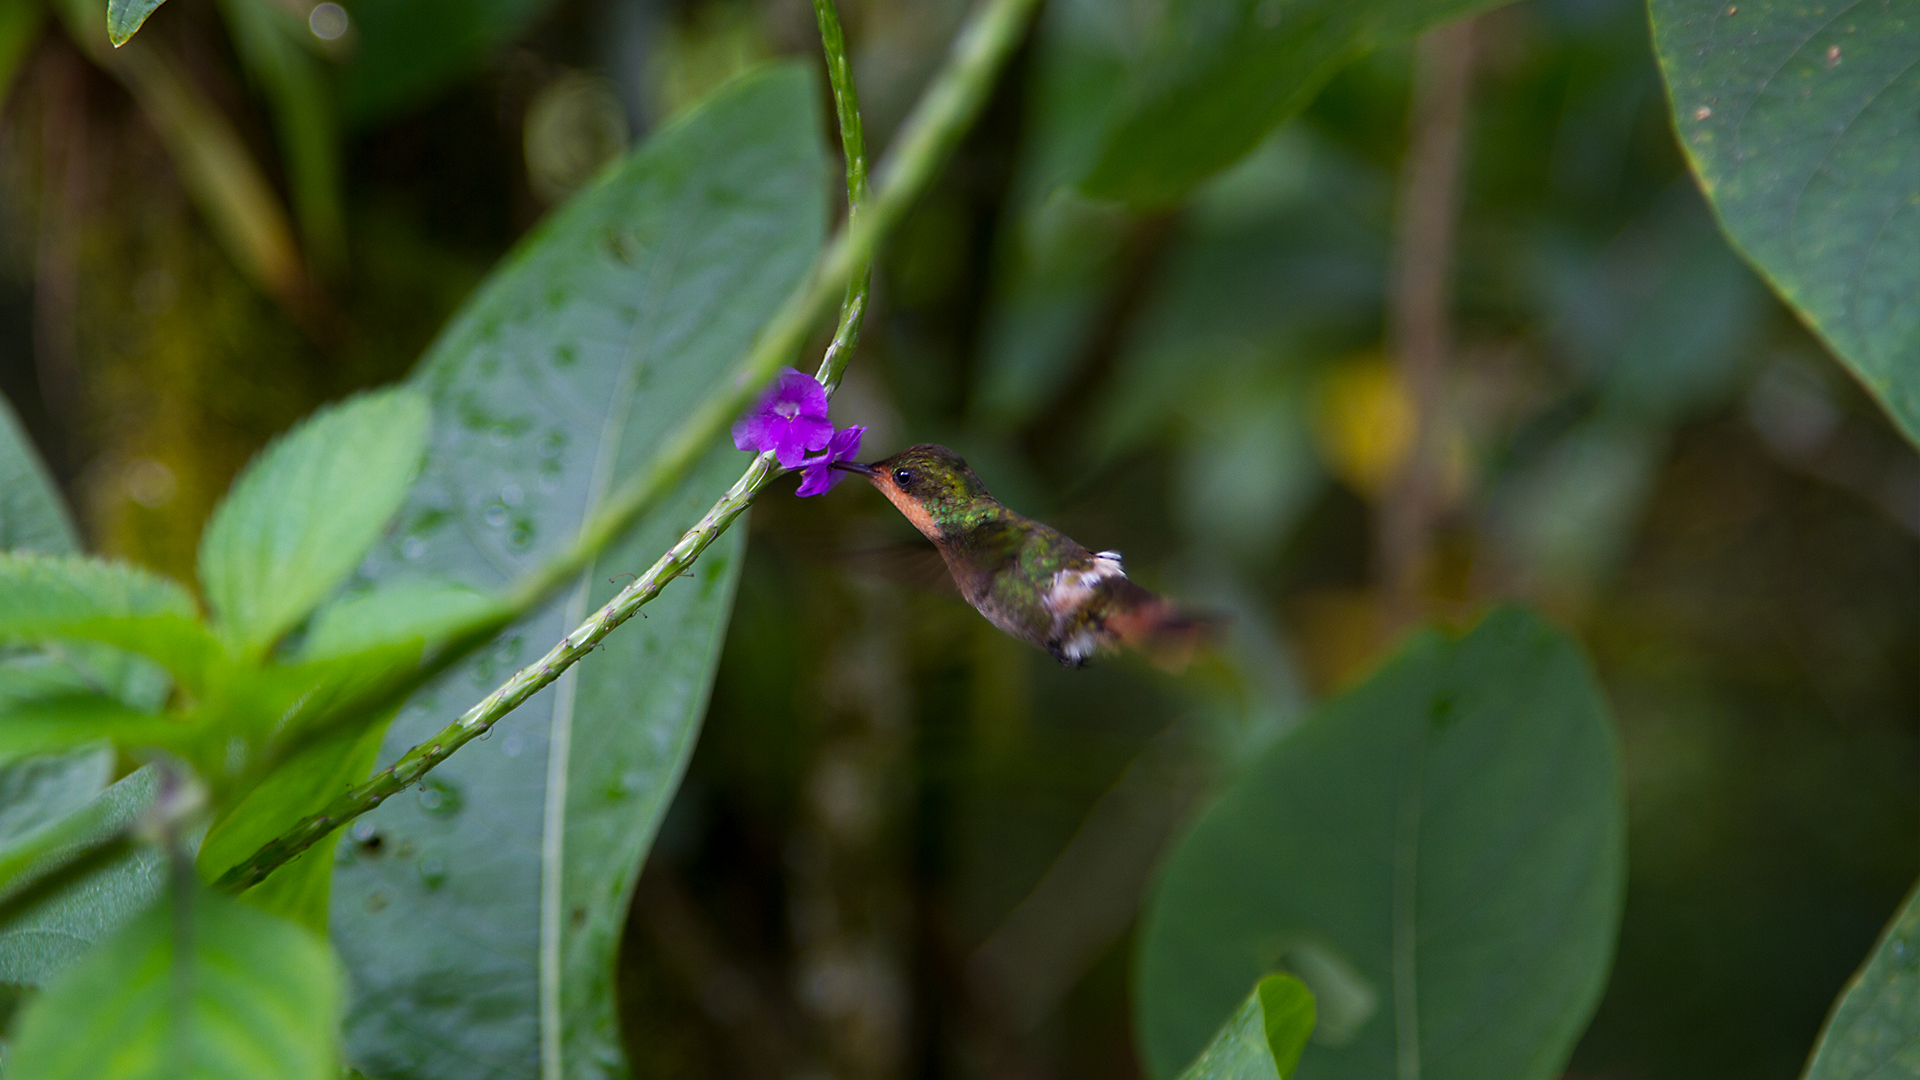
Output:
left=732, top=367, right=833, bottom=468
left=795, top=425, right=867, bottom=497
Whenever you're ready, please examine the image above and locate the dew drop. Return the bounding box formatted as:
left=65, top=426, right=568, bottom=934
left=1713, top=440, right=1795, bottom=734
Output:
left=419, top=856, right=447, bottom=888
left=351, top=820, right=377, bottom=842
left=508, top=520, right=536, bottom=551
left=501, top=483, right=524, bottom=507
left=366, top=891, right=390, bottom=913
left=418, top=778, right=463, bottom=816
left=503, top=732, right=524, bottom=757
left=402, top=537, right=427, bottom=560
left=490, top=426, right=512, bottom=448
left=540, top=431, right=566, bottom=458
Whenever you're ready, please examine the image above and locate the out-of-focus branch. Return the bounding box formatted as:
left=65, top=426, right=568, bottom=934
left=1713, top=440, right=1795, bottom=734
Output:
left=52, top=2, right=326, bottom=334
left=1381, top=18, right=1476, bottom=624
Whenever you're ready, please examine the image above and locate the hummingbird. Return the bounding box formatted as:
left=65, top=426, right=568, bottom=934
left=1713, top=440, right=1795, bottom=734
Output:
left=833, top=444, right=1220, bottom=669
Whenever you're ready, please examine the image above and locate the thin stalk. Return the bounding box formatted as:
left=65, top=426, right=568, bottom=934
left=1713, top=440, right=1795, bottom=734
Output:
left=217, top=0, right=1036, bottom=895
left=504, top=0, right=1034, bottom=611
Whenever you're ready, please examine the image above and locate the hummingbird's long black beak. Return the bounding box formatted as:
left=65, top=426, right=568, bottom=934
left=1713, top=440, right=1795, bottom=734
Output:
left=831, top=460, right=878, bottom=476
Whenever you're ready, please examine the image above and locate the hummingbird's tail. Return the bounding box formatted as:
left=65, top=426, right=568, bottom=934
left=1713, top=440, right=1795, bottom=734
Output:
left=1100, top=578, right=1228, bottom=672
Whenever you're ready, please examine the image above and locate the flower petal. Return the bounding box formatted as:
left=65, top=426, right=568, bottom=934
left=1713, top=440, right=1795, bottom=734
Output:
left=772, top=367, right=830, bottom=420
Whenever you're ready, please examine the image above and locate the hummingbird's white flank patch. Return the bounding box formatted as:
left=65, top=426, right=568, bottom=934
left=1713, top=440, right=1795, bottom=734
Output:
left=1047, top=551, right=1127, bottom=663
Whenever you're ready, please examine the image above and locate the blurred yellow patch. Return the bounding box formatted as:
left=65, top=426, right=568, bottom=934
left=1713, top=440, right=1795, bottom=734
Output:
left=1312, top=355, right=1472, bottom=503
left=1314, top=357, right=1416, bottom=497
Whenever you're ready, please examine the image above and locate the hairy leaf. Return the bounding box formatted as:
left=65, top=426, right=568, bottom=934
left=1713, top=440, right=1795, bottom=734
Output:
left=0, top=554, right=225, bottom=691
left=301, top=579, right=507, bottom=662
left=319, top=65, right=822, bottom=1080
left=0, top=768, right=164, bottom=987
left=1801, top=878, right=1920, bottom=1080
left=1081, top=0, right=1505, bottom=206
left=0, top=394, right=76, bottom=554
left=198, top=386, right=430, bottom=658
left=1177, top=975, right=1316, bottom=1080
left=6, top=884, right=342, bottom=1080
left=1135, top=606, right=1625, bottom=1080
left=1651, top=0, right=1920, bottom=447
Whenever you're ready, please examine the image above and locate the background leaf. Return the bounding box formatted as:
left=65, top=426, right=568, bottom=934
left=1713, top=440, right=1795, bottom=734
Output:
left=197, top=386, right=429, bottom=658
left=1177, top=974, right=1317, bottom=1080
left=1801, top=877, right=1920, bottom=1080
left=217, top=0, right=346, bottom=273
left=1134, top=606, right=1626, bottom=1080
left=1650, top=0, right=1920, bottom=447
left=324, top=64, right=823, bottom=1080
left=6, top=883, right=342, bottom=1080
left=0, top=394, right=77, bottom=555
left=105, top=0, right=166, bottom=46
left=333, top=0, right=557, bottom=125
left=1080, top=0, right=1507, bottom=206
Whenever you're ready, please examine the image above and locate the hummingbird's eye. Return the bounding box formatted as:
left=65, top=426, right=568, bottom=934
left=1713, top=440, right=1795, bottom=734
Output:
left=892, top=468, right=914, bottom=488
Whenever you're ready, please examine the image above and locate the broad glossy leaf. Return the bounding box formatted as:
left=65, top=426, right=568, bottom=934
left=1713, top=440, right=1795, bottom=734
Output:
left=333, top=0, right=555, bottom=125
left=1081, top=0, right=1504, bottom=206
left=0, top=394, right=76, bottom=554
left=1651, top=0, right=1920, bottom=447
left=198, top=386, right=430, bottom=658
left=105, top=0, right=165, bottom=46
left=6, top=884, right=342, bottom=1080
left=1802, top=878, right=1920, bottom=1080
left=1135, top=606, right=1625, bottom=1080
left=0, top=768, right=164, bottom=986
left=1177, top=975, right=1316, bottom=1080
left=327, top=65, right=822, bottom=1080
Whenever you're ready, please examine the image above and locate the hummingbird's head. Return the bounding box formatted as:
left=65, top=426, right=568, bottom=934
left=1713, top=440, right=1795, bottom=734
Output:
left=834, top=443, right=992, bottom=542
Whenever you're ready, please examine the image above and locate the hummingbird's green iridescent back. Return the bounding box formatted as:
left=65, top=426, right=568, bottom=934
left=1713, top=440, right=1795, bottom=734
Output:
left=846, top=444, right=1215, bottom=668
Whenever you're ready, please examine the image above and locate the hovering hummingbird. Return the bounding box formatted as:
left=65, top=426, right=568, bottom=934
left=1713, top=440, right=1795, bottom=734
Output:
left=833, top=444, right=1220, bottom=669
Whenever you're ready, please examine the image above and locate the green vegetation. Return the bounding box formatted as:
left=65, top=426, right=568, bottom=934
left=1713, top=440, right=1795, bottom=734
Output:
left=0, top=0, right=1911, bottom=1077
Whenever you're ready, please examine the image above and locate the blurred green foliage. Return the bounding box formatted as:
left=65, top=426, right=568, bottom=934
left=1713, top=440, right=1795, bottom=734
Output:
left=0, top=0, right=1911, bottom=1077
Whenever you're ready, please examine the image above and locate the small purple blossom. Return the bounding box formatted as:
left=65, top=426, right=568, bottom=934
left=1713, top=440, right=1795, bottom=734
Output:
left=732, top=367, right=832, bottom=468
left=795, top=425, right=867, bottom=497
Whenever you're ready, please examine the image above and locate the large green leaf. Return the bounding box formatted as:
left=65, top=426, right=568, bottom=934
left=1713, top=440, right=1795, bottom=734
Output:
left=198, top=386, right=430, bottom=659
left=1135, top=606, right=1625, bottom=1080
left=0, top=768, right=165, bottom=987
left=1650, top=0, right=1920, bottom=447
left=6, top=884, right=342, bottom=1079
left=1080, top=0, right=1505, bottom=206
left=1177, top=975, right=1316, bottom=1080
left=0, top=394, right=76, bottom=554
left=1801, top=878, right=1920, bottom=1080
left=324, top=64, right=822, bottom=1080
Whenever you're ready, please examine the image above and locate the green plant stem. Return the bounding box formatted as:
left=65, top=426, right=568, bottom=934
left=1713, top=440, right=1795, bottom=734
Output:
left=217, top=0, right=1037, bottom=895
left=504, top=0, right=1035, bottom=610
